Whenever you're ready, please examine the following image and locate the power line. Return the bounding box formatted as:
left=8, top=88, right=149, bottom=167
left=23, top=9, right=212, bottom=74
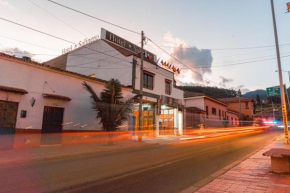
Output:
left=195, top=54, right=290, bottom=68
left=0, top=34, right=61, bottom=52
left=0, top=50, right=59, bottom=56
left=47, top=0, right=140, bottom=35
left=147, top=38, right=222, bottom=87
left=0, top=17, right=75, bottom=44
left=68, top=53, right=131, bottom=68
left=177, top=50, right=290, bottom=68
left=0, top=18, right=134, bottom=65
left=27, top=0, right=87, bottom=37
left=146, top=42, right=290, bottom=51
left=75, top=66, right=131, bottom=70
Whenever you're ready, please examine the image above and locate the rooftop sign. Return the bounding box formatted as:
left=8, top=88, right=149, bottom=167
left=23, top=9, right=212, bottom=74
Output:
left=101, top=28, right=156, bottom=62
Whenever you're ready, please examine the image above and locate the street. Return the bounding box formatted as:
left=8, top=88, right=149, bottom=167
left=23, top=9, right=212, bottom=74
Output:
left=0, top=127, right=282, bottom=193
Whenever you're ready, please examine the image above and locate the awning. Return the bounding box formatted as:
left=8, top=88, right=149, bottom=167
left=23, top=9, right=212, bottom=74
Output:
left=0, top=85, right=28, bottom=95
left=42, top=93, right=71, bottom=101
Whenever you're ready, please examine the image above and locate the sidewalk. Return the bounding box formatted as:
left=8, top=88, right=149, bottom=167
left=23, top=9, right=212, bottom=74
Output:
left=193, top=135, right=290, bottom=193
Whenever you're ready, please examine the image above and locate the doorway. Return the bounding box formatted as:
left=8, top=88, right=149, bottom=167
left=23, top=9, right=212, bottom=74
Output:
left=42, top=106, right=64, bottom=133
left=0, top=100, right=18, bottom=134
left=0, top=100, right=18, bottom=150
left=159, top=108, right=175, bottom=135
left=41, top=106, right=64, bottom=145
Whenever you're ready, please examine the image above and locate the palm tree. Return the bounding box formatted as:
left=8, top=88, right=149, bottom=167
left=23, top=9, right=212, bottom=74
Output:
left=83, top=79, right=134, bottom=132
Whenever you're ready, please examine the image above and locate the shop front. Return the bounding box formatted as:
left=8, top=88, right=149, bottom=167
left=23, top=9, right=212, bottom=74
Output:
left=158, top=95, right=183, bottom=135
left=132, top=96, right=183, bottom=136
left=133, top=101, right=156, bottom=136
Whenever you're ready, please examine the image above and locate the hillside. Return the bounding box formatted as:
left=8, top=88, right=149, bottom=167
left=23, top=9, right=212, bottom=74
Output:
left=179, top=86, right=237, bottom=98
left=244, top=87, right=290, bottom=100
left=243, top=89, right=267, bottom=100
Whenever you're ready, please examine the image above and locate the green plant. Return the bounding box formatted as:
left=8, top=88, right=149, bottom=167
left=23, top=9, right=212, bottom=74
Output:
left=83, top=79, right=134, bottom=131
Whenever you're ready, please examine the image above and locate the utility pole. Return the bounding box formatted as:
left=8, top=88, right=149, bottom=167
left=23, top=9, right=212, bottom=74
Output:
left=238, top=89, right=242, bottom=126
left=271, top=0, right=289, bottom=143
left=288, top=71, right=290, bottom=110
left=138, top=31, right=145, bottom=142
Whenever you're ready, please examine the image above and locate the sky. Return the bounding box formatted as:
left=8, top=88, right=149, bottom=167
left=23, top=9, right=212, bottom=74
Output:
left=1, top=0, right=290, bottom=93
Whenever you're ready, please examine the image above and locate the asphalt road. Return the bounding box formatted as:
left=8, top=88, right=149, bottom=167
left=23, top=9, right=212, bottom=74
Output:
left=0, top=127, right=282, bottom=193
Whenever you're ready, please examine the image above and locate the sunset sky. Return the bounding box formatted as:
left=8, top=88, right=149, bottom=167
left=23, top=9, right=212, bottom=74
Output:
left=1, top=0, right=290, bottom=93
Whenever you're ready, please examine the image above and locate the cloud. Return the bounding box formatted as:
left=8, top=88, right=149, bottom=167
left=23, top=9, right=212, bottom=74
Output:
left=219, top=76, right=233, bottom=86
left=162, top=32, right=213, bottom=84
left=0, top=0, right=14, bottom=9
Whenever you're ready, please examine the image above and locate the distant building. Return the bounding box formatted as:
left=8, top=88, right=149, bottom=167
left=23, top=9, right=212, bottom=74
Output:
left=184, top=91, right=239, bottom=129
left=217, top=97, right=254, bottom=121
left=217, top=97, right=255, bottom=126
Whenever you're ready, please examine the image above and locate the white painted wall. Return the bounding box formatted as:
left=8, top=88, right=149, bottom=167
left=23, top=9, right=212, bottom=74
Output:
left=134, top=58, right=184, bottom=102
left=0, top=57, right=133, bottom=131
left=65, top=40, right=133, bottom=86
left=184, top=97, right=205, bottom=110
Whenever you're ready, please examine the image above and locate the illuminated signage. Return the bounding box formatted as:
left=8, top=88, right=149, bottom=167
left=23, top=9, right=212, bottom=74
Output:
left=62, top=36, right=99, bottom=54
left=101, top=28, right=156, bottom=61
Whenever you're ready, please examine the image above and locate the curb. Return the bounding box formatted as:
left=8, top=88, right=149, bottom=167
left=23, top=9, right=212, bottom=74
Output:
left=0, top=142, right=159, bottom=167
left=180, top=135, right=281, bottom=193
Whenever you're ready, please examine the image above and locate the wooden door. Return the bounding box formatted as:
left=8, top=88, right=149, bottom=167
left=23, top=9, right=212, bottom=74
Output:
left=42, top=106, right=64, bottom=133
left=0, top=100, right=18, bottom=134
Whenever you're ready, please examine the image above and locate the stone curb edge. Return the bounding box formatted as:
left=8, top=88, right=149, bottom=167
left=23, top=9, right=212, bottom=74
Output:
left=180, top=135, right=282, bottom=193
left=0, top=142, right=159, bottom=167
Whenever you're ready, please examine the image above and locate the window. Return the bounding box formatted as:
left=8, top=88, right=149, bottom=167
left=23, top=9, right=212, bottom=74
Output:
left=212, top=108, right=216, bottom=115
left=206, top=106, right=208, bottom=118
left=165, top=79, right=171, bottom=95
left=143, top=71, right=154, bottom=90
left=245, top=102, right=249, bottom=109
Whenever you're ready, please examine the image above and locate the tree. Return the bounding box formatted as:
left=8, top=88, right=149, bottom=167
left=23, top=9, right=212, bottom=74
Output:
left=83, top=79, right=134, bottom=132
left=179, top=85, right=237, bottom=98
left=256, top=94, right=261, bottom=105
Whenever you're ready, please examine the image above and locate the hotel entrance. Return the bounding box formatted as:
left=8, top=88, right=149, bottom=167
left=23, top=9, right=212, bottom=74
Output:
left=133, top=102, right=156, bottom=136
left=159, top=107, right=175, bottom=135
left=158, top=95, right=183, bottom=136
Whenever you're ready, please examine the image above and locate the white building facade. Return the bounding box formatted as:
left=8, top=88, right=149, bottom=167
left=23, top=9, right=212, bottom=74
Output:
left=47, top=28, right=184, bottom=135
left=0, top=53, right=133, bottom=135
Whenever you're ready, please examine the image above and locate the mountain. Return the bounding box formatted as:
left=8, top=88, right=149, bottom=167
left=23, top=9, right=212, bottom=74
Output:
left=243, top=89, right=267, bottom=100
left=244, top=88, right=290, bottom=100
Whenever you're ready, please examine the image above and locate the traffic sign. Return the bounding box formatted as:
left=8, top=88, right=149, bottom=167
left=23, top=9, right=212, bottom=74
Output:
left=266, top=85, right=287, bottom=96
